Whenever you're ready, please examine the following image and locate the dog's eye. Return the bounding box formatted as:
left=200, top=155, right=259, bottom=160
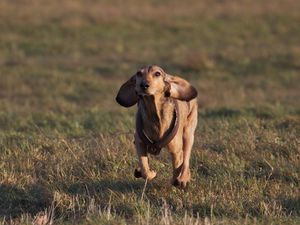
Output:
left=136, top=71, right=142, bottom=77
left=154, top=71, right=161, bottom=77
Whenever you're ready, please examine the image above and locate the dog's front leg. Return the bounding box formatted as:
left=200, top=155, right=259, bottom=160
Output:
left=133, top=133, right=157, bottom=180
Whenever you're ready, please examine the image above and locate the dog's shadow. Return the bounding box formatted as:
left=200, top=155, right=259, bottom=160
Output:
left=0, top=183, right=52, bottom=218
left=67, top=178, right=146, bottom=196
left=0, top=179, right=166, bottom=219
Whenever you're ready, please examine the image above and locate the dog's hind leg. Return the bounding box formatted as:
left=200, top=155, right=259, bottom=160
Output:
left=174, top=106, right=198, bottom=188
left=168, top=136, right=184, bottom=186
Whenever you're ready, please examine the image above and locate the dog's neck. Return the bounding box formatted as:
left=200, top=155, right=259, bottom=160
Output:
left=138, top=94, right=175, bottom=141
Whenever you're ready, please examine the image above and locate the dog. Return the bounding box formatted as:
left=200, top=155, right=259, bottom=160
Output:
left=116, top=65, right=198, bottom=188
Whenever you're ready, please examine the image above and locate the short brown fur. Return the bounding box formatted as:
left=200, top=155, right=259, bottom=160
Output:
left=116, top=65, right=198, bottom=188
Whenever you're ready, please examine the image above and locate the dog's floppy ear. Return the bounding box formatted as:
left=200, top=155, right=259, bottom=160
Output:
left=116, top=75, right=138, bottom=107
left=165, top=74, right=197, bottom=101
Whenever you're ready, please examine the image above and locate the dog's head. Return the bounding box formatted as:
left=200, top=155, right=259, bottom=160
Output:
left=116, top=65, right=197, bottom=107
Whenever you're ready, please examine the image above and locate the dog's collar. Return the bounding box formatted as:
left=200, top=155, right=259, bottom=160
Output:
left=136, top=98, right=180, bottom=155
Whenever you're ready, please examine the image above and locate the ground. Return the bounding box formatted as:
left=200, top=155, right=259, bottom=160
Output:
left=0, top=0, right=299, bottom=224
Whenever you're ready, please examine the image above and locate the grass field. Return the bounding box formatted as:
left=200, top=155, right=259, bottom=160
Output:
left=0, top=0, right=299, bottom=224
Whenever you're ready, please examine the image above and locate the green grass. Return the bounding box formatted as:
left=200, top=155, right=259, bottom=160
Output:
left=0, top=0, right=299, bottom=224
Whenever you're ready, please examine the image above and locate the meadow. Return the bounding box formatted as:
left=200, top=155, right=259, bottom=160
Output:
left=0, top=0, right=299, bottom=224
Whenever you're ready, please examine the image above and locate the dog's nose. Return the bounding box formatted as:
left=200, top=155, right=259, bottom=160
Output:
left=140, top=81, right=150, bottom=90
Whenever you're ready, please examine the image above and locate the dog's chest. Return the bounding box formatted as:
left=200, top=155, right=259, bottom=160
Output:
left=140, top=102, right=174, bottom=141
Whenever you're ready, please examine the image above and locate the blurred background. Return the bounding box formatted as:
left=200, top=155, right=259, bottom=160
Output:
left=0, top=0, right=299, bottom=224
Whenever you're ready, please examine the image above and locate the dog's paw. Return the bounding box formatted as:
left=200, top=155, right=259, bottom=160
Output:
left=134, top=168, right=142, bottom=178
left=171, top=172, right=190, bottom=189
left=171, top=177, right=190, bottom=189
left=134, top=169, right=157, bottom=180
left=143, top=170, right=157, bottom=181
left=172, top=178, right=189, bottom=189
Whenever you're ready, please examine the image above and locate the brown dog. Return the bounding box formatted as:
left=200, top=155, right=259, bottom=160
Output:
left=116, top=65, right=198, bottom=188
